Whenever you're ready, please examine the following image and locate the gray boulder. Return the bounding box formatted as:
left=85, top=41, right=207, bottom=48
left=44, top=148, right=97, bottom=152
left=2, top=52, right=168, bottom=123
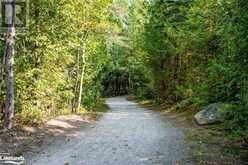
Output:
left=194, top=103, right=227, bottom=125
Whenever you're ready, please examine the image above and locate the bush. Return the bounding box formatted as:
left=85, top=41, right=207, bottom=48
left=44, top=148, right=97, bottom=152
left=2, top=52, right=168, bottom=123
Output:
left=16, top=106, right=45, bottom=125
left=225, top=104, right=248, bottom=140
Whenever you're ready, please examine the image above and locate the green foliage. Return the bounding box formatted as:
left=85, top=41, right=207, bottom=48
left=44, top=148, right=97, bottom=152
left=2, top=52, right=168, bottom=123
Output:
left=126, top=0, right=248, bottom=139
left=0, top=0, right=247, bottom=140
left=0, top=0, right=113, bottom=125
left=225, top=104, right=248, bottom=140
left=16, top=104, right=45, bottom=125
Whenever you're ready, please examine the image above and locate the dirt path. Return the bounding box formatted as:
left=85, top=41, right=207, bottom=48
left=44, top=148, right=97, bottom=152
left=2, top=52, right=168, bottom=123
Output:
left=25, top=97, right=186, bottom=165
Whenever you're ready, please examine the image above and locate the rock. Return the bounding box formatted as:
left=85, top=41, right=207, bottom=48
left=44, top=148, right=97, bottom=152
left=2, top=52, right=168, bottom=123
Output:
left=194, top=103, right=227, bottom=125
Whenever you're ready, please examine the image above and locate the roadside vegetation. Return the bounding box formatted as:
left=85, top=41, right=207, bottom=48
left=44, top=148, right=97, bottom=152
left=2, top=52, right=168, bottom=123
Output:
left=125, top=0, right=248, bottom=142
left=0, top=0, right=247, bottom=156
left=0, top=0, right=115, bottom=128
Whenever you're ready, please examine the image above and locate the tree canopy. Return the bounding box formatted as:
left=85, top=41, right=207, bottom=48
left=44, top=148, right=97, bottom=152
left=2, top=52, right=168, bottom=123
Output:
left=0, top=0, right=247, bottom=139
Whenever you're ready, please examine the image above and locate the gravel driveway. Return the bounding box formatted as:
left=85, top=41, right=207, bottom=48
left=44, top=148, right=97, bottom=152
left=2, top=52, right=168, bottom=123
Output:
left=26, top=97, right=186, bottom=165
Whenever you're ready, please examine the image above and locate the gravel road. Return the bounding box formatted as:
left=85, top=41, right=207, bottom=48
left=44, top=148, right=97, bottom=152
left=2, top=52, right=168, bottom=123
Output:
left=26, top=97, right=186, bottom=165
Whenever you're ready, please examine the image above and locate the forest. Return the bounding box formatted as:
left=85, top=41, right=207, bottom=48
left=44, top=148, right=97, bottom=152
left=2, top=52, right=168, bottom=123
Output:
left=0, top=0, right=247, bottom=154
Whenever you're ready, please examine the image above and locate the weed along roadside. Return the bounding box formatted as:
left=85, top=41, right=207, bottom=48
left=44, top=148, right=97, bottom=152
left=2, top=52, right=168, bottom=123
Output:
left=0, top=0, right=248, bottom=164
left=25, top=97, right=186, bottom=165
left=0, top=100, right=109, bottom=158
left=134, top=97, right=247, bottom=165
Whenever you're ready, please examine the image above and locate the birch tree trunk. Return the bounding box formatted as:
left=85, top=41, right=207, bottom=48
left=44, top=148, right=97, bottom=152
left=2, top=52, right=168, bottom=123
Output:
left=71, top=49, right=80, bottom=113
left=71, top=32, right=88, bottom=113
left=0, top=42, right=6, bottom=120
left=76, top=42, right=86, bottom=112
left=4, top=1, right=15, bottom=130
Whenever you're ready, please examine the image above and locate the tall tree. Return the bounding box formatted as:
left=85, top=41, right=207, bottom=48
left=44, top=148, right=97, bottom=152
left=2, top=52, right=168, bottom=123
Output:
left=4, top=0, right=16, bottom=130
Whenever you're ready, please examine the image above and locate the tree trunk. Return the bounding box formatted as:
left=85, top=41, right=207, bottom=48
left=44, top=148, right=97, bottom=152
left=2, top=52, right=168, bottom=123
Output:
left=76, top=42, right=86, bottom=112
left=71, top=49, right=80, bottom=113
left=0, top=49, right=6, bottom=93
left=0, top=50, right=6, bottom=121
left=3, top=1, right=15, bottom=130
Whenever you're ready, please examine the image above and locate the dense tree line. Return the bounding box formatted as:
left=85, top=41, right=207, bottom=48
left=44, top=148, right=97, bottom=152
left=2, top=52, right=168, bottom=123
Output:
left=0, top=0, right=247, bottom=140
left=0, top=0, right=114, bottom=129
left=125, top=0, right=248, bottom=139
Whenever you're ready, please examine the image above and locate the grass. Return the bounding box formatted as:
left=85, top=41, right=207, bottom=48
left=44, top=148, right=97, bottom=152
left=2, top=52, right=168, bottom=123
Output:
left=1, top=98, right=110, bottom=128
left=77, top=98, right=109, bottom=121
left=132, top=96, right=245, bottom=165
